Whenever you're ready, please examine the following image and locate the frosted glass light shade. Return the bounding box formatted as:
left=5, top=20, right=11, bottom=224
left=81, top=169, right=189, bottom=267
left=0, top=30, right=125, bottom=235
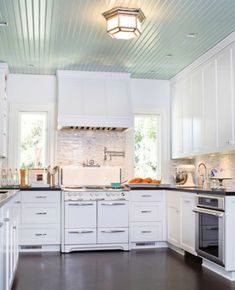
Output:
left=103, top=7, right=145, bottom=40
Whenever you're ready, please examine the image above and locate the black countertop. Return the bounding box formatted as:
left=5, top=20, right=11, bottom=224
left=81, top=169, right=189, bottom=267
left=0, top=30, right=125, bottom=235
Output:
left=0, top=186, right=61, bottom=191
left=128, top=184, right=235, bottom=195
left=0, top=185, right=234, bottom=195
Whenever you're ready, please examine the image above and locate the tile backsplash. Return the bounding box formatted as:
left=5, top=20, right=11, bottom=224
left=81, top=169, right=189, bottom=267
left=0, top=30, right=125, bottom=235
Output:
left=171, top=152, right=235, bottom=189
left=56, top=129, right=129, bottom=181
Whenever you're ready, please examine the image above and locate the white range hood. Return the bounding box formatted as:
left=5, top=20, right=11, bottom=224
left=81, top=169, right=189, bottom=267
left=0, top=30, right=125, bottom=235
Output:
left=57, top=70, right=133, bottom=131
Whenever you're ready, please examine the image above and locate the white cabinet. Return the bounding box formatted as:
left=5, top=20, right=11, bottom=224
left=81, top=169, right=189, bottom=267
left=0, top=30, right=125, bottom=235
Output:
left=191, top=68, right=203, bottom=154
left=0, top=191, right=20, bottom=290
left=180, top=192, right=196, bottom=255
left=166, top=191, right=181, bottom=248
left=171, top=82, right=183, bottom=158
left=0, top=63, right=8, bottom=158
left=216, top=47, right=234, bottom=149
left=130, top=190, right=165, bottom=248
left=171, top=41, right=235, bottom=157
left=166, top=191, right=196, bottom=255
left=202, top=58, right=217, bottom=152
left=182, top=77, right=193, bottom=155
left=19, top=190, right=61, bottom=250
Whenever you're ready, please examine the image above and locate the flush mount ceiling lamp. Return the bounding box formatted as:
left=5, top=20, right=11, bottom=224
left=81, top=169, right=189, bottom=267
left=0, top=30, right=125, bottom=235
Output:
left=102, top=7, right=146, bottom=40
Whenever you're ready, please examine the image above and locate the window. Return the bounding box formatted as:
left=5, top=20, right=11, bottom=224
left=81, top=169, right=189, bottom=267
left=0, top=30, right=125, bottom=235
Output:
left=19, top=112, right=48, bottom=168
left=134, top=115, right=161, bottom=178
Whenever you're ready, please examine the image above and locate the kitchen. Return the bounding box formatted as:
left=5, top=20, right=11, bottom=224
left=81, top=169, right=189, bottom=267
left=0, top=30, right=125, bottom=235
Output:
left=1, top=1, right=235, bottom=290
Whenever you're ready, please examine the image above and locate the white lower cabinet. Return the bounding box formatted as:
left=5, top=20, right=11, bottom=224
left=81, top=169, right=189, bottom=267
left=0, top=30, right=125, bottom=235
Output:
left=130, top=190, right=165, bottom=248
left=0, top=191, right=20, bottom=290
left=166, top=191, right=196, bottom=255
left=180, top=192, right=196, bottom=255
left=19, top=191, right=61, bottom=251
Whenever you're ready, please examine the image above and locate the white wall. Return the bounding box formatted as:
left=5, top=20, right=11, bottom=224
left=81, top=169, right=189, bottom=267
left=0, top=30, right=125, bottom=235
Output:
left=130, top=79, right=171, bottom=182
left=6, top=74, right=171, bottom=182
left=7, top=74, right=57, bottom=104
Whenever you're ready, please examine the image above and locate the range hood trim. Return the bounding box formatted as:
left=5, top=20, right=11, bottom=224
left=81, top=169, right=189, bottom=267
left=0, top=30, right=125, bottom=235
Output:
left=58, top=114, right=133, bottom=130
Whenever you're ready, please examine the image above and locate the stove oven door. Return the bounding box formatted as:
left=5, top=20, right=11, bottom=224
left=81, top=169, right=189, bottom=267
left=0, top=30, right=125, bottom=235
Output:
left=65, top=201, right=96, bottom=228
left=97, top=201, right=128, bottom=244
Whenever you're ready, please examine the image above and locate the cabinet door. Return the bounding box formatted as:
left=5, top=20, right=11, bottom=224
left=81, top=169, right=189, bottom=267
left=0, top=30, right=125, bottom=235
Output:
left=171, top=82, right=183, bottom=158
left=202, top=58, right=217, bottom=151
left=181, top=195, right=196, bottom=255
left=182, top=77, right=193, bottom=155
left=216, top=47, right=234, bottom=149
left=0, top=210, right=4, bottom=290
left=167, top=205, right=181, bottom=247
left=191, top=68, right=203, bottom=153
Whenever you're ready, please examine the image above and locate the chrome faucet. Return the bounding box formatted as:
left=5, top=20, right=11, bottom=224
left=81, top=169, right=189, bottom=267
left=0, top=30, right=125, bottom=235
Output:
left=197, top=162, right=208, bottom=188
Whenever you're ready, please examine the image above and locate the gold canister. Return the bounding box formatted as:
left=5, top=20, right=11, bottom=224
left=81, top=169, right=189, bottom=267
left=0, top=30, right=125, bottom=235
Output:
left=20, top=168, right=27, bottom=187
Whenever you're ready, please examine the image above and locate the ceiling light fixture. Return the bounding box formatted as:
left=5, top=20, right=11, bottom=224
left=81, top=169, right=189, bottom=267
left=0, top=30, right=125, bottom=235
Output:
left=102, top=7, right=146, bottom=40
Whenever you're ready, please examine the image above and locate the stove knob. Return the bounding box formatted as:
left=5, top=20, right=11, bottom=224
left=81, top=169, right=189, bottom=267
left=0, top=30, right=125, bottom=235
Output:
left=95, top=192, right=99, bottom=196
left=106, top=193, right=110, bottom=197
left=111, top=193, right=115, bottom=196
left=90, top=193, right=94, bottom=197
left=79, top=192, right=83, bottom=197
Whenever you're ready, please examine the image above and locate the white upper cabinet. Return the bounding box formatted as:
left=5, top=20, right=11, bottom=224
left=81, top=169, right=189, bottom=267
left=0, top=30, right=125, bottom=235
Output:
left=171, top=40, right=235, bottom=157
left=57, top=70, right=133, bottom=129
left=202, top=58, right=217, bottom=152
left=171, top=82, right=183, bottom=158
left=182, top=77, right=193, bottom=155
left=216, top=46, right=234, bottom=149
left=191, top=68, right=203, bottom=154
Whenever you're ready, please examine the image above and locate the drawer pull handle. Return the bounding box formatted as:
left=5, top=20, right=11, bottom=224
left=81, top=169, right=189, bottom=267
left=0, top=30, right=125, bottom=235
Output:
left=141, top=195, right=152, bottom=198
left=15, top=201, right=21, bottom=204
left=183, top=200, right=191, bottom=203
left=35, top=212, right=47, bottom=215
left=141, top=230, right=152, bottom=233
left=68, top=230, right=94, bottom=234
left=141, top=210, right=152, bottom=213
left=36, top=196, right=47, bottom=199
left=35, top=233, right=47, bottom=236
left=68, top=203, right=94, bottom=206
left=4, top=218, right=10, bottom=222
left=101, top=230, right=126, bottom=233
left=101, top=202, right=126, bottom=206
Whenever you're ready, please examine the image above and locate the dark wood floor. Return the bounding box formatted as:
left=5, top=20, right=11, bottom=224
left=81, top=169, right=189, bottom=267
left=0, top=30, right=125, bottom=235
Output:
left=12, top=248, right=235, bottom=290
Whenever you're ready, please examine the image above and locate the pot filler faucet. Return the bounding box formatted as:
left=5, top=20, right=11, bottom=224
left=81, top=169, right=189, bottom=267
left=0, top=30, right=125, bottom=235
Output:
left=197, top=162, right=208, bottom=188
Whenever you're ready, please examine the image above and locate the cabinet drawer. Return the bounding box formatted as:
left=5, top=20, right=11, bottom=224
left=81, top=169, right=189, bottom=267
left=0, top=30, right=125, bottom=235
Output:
left=19, top=225, right=60, bottom=245
left=131, top=191, right=163, bottom=202
left=131, top=224, right=162, bottom=242
left=98, top=228, right=128, bottom=244
left=21, top=191, right=61, bottom=203
left=65, top=228, right=96, bottom=244
left=131, top=202, right=162, bottom=222
left=21, top=203, right=60, bottom=224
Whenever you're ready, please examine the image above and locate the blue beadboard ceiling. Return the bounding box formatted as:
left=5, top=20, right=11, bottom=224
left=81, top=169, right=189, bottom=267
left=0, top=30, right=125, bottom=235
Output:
left=0, top=0, right=235, bottom=79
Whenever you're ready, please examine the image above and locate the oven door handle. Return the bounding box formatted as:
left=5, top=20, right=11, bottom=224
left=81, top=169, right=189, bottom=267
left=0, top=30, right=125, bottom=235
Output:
left=193, top=208, right=224, bottom=218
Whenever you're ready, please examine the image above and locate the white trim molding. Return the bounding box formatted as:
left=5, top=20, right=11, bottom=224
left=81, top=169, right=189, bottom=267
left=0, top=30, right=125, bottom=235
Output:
left=8, top=103, right=56, bottom=168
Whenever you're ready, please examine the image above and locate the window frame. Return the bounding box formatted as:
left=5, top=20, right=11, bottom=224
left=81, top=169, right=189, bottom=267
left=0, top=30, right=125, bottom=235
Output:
left=18, top=111, right=49, bottom=168
left=8, top=104, right=55, bottom=169
left=134, top=113, right=162, bottom=179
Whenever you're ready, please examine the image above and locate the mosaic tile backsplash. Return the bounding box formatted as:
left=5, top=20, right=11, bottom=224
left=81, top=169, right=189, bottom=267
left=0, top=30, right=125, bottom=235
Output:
left=56, top=129, right=129, bottom=181
left=171, top=152, right=235, bottom=190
